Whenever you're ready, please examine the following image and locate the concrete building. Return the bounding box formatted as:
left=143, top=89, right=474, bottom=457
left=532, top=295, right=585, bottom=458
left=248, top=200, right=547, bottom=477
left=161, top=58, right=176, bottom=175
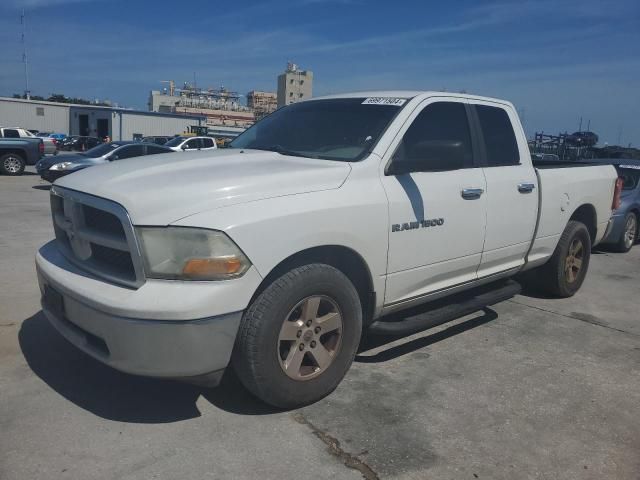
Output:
left=277, top=63, right=313, bottom=108
left=0, top=96, right=204, bottom=141
left=247, top=91, right=277, bottom=120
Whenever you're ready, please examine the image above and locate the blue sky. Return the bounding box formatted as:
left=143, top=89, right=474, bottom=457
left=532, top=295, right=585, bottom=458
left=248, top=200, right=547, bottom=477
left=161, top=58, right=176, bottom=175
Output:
left=0, top=0, right=638, bottom=145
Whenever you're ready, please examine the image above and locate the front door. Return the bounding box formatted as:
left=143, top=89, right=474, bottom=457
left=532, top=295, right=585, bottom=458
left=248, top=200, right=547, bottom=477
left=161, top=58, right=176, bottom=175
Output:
left=381, top=99, right=488, bottom=307
left=97, top=118, right=109, bottom=139
left=468, top=101, right=538, bottom=277
left=78, top=114, right=89, bottom=136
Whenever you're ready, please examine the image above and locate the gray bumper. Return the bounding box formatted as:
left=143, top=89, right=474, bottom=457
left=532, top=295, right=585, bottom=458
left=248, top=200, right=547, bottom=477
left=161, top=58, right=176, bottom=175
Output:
left=36, top=242, right=248, bottom=380
left=40, top=295, right=241, bottom=379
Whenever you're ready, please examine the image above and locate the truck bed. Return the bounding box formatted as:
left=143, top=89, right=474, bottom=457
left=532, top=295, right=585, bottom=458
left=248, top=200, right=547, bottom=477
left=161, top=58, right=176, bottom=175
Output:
left=532, top=159, right=601, bottom=169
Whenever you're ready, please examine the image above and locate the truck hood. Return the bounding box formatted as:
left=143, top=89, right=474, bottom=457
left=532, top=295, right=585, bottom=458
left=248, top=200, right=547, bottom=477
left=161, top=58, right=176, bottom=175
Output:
left=54, top=149, right=351, bottom=225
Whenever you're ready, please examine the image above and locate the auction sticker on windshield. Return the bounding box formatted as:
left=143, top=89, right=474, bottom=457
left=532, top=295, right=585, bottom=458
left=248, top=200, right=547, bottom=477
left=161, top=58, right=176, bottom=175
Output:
left=362, top=97, right=407, bottom=106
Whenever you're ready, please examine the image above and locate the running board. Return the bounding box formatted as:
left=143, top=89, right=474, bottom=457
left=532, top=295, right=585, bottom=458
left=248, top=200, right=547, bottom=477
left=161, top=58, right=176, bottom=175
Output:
left=368, top=279, right=521, bottom=336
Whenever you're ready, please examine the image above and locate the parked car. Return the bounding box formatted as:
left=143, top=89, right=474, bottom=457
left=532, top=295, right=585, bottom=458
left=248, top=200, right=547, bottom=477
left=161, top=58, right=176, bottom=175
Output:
left=58, top=136, right=102, bottom=152
left=48, top=133, right=67, bottom=142
left=0, top=127, right=57, bottom=155
left=165, top=136, right=217, bottom=151
left=594, top=159, right=640, bottom=252
left=36, top=141, right=172, bottom=182
left=0, top=136, right=44, bottom=175
left=141, top=136, right=171, bottom=145
left=36, top=91, right=618, bottom=408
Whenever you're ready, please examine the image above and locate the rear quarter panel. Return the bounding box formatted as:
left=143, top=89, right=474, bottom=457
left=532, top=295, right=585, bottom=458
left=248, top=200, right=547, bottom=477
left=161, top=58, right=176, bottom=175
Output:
left=527, top=165, right=616, bottom=267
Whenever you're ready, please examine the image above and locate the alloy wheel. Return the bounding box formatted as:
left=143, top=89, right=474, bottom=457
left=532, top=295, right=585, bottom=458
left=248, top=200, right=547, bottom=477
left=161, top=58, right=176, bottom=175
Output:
left=277, top=295, right=343, bottom=381
left=624, top=215, right=637, bottom=250
left=564, top=238, right=584, bottom=283
left=3, top=156, right=22, bottom=173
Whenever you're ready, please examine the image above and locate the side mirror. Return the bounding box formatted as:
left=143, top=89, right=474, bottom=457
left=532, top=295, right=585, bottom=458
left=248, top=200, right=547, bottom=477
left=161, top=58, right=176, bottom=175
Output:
left=181, top=144, right=188, bottom=151
left=388, top=140, right=466, bottom=174
left=110, top=155, right=118, bottom=161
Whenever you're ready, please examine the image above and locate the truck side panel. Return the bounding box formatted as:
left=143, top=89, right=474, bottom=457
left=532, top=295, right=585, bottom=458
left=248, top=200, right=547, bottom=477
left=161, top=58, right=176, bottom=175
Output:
left=526, top=165, right=616, bottom=268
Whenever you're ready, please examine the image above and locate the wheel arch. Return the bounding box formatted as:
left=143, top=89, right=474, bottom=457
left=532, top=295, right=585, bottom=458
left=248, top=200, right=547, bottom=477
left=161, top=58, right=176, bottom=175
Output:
left=251, top=245, right=377, bottom=325
left=569, top=203, right=597, bottom=244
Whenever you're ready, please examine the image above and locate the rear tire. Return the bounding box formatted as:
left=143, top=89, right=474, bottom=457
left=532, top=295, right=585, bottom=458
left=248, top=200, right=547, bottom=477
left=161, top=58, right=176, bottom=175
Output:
left=537, top=220, right=591, bottom=297
left=613, top=212, right=637, bottom=253
left=233, top=264, right=362, bottom=408
left=0, top=153, right=26, bottom=176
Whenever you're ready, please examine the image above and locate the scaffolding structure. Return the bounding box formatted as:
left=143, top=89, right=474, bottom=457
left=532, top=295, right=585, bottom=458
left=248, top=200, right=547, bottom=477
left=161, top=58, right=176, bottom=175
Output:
left=159, top=81, right=250, bottom=113
left=529, top=132, right=596, bottom=160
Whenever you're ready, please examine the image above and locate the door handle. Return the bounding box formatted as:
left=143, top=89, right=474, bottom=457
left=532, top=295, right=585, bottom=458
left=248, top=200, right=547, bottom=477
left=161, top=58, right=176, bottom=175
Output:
left=518, top=182, right=536, bottom=193
left=461, top=188, right=484, bottom=200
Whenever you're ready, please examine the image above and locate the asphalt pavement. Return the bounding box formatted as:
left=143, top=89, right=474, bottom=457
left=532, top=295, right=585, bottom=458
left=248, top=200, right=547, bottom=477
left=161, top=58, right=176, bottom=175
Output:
left=1, top=168, right=638, bottom=479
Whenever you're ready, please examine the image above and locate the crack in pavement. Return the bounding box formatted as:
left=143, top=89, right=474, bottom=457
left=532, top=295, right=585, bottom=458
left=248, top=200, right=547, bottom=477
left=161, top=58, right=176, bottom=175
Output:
left=291, top=412, right=379, bottom=480
left=507, top=299, right=639, bottom=337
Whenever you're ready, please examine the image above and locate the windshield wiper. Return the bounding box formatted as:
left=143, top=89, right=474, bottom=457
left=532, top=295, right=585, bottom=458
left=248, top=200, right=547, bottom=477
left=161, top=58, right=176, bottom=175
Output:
left=253, top=144, right=318, bottom=159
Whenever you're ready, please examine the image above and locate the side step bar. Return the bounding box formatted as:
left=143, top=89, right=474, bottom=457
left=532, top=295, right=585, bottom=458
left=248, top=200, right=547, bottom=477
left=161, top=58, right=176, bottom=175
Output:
left=368, top=279, right=521, bottom=336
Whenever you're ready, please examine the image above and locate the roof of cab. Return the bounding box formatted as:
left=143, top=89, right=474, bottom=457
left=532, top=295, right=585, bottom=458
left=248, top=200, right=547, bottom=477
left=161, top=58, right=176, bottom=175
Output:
left=311, top=90, right=513, bottom=106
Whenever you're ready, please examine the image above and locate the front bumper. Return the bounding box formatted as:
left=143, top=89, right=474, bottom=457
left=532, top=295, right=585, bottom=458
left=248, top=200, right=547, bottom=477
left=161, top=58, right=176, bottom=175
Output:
left=36, top=241, right=262, bottom=380
left=39, top=169, right=67, bottom=183
left=600, top=213, right=624, bottom=245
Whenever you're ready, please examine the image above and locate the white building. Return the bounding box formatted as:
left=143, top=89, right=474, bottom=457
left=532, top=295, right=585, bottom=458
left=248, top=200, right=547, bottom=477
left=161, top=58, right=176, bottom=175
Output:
left=0, top=96, right=205, bottom=141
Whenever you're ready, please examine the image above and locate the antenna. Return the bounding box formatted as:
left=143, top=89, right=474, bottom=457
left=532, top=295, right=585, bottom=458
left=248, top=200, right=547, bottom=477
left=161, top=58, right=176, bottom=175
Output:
left=21, top=9, right=30, bottom=99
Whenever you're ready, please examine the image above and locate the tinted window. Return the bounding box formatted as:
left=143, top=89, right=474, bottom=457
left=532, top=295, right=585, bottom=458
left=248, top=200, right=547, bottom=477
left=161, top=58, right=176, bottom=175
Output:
left=394, top=102, right=473, bottom=171
left=165, top=137, right=186, bottom=147
left=113, top=145, right=144, bottom=160
left=146, top=145, right=170, bottom=155
left=185, top=138, right=200, bottom=149
left=202, top=138, right=214, bottom=148
left=85, top=143, right=118, bottom=158
left=230, top=98, right=403, bottom=162
left=617, top=168, right=640, bottom=190
left=3, top=129, right=20, bottom=138
left=476, top=105, right=520, bottom=166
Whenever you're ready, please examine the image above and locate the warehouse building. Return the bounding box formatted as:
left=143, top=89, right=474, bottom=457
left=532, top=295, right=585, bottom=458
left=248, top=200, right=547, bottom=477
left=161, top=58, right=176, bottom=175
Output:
left=0, top=96, right=205, bottom=141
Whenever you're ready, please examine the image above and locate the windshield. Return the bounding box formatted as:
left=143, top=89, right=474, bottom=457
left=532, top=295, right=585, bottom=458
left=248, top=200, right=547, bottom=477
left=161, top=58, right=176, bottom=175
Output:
left=84, top=143, right=119, bottom=158
left=165, top=136, right=186, bottom=147
left=229, top=98, right=407, bottom=161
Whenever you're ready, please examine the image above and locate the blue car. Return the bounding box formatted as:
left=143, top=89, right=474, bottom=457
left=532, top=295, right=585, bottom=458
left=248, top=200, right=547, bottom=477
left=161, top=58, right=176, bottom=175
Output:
left=598, top=159, right=640, bottom=252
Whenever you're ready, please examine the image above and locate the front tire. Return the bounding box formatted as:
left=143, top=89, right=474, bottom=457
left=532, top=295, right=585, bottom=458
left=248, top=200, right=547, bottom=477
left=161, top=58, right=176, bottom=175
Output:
left=613, top=212, right=637, bottom=253
left=538, top=220, right=591, bottom=297
left=0, top=153, right=26, bottom=176
left=233, top=264, right=362, bottom=408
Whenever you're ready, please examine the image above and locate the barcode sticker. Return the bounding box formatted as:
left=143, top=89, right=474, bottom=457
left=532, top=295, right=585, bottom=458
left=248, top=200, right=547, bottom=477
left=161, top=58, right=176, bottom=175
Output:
left=362, top=97, right=407, bottom=106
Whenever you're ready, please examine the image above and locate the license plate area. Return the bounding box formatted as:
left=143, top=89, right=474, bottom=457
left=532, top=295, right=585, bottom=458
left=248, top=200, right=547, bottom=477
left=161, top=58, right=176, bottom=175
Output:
left=44, top=284, right=65, bottom=318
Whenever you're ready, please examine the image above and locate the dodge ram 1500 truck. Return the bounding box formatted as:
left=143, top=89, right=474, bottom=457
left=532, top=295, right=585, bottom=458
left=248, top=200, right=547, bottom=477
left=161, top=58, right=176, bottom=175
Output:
left=36, top=92, right=619, bottom=408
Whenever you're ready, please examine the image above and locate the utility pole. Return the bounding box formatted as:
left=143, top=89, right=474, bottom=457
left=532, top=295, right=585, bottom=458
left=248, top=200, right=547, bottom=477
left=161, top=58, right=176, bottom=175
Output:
left=21, top=9, right=30, bottom=99
left=578, top=116, right=582, bottom=132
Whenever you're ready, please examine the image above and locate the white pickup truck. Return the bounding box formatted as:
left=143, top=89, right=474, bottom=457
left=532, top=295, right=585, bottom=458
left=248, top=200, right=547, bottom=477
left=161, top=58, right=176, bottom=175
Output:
left=36, top=92, right=620, bottom=408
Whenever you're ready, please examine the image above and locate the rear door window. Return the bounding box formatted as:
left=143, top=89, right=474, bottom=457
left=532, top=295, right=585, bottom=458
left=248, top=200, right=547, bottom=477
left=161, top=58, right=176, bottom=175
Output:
left=202, top=138, right=214, bottom=148
left=476, top=105, right=520, bottom=167
left=3, top=129, right=20, bottom=138
left=113, top=145, right=144, bottom=160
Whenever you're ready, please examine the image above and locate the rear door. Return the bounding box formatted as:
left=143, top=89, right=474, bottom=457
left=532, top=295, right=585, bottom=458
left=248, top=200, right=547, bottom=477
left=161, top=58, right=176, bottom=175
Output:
left=381, top=98, right=488, bottom=307
left=469, top=101, right=538, bottom=277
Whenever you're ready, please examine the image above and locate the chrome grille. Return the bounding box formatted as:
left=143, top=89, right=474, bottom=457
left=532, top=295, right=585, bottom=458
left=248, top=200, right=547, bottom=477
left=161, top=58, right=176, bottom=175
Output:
left=50, top=186, right=144, bottom=288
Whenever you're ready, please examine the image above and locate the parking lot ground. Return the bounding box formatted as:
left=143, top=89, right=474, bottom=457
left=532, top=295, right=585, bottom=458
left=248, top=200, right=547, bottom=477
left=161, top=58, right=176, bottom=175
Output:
left=1, top=169, right=639, bottom=480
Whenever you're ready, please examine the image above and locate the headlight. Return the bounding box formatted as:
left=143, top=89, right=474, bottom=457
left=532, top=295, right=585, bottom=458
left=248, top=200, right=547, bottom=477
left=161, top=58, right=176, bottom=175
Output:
left=137, top=227, right=251, bottom=280
left=50, top=162, right=81, bottom=171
